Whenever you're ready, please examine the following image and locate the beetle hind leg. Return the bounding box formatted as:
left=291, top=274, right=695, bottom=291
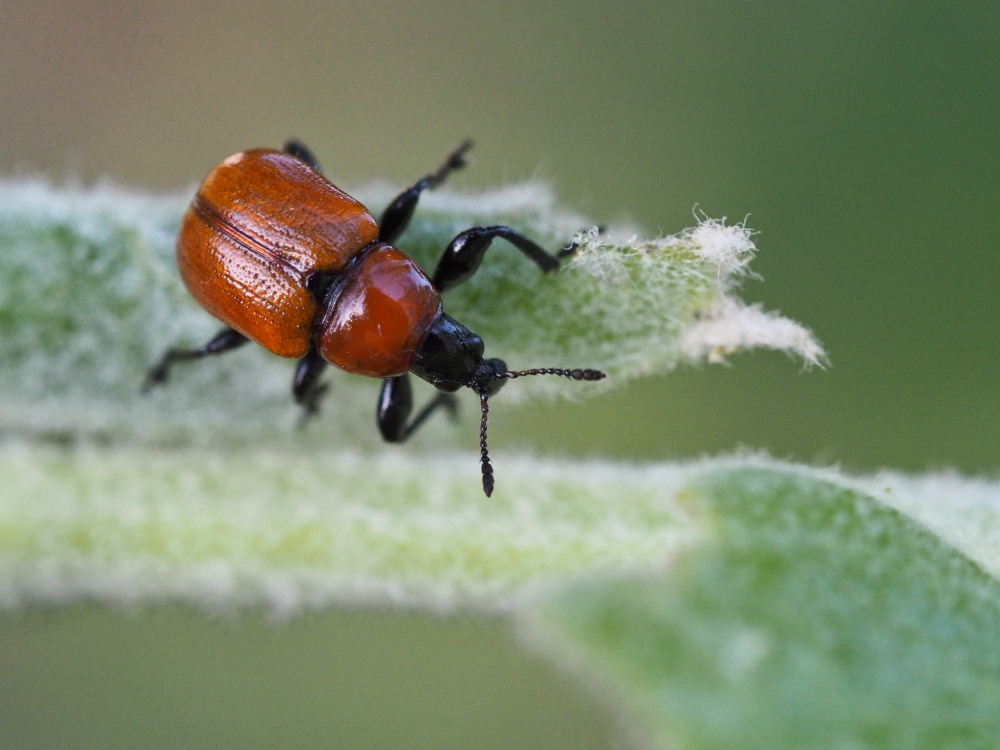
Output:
left=283, top=139, right=322, bottom=172
left=143, top=327, right=248, bottom=393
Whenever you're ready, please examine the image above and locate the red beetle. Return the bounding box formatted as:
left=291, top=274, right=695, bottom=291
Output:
left=146, top=140, right=604, bottom=495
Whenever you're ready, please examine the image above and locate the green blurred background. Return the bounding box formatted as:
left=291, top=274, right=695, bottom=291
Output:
left=2, top=0, right=998, bottom=747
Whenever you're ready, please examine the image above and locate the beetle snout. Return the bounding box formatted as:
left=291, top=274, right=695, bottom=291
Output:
left=471, top=358, right=508, bottom=396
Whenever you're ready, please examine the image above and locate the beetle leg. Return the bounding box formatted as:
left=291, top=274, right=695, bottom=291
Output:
left=143, top=327, right=248, bottom=393
left=432, top=225, right=560, bottom=293
left=557, top=225, right=606, bottom=260
left=377, top=140, right=473, bottom=244
left=377, top=375, right=459, bottom=442
left=283, top=139, right=322, bottom=172
left=293, top=347, right=329, bottom=422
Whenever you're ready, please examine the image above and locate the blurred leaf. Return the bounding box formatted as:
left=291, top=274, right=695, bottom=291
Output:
left=523, top=466, right=1000, bottom=750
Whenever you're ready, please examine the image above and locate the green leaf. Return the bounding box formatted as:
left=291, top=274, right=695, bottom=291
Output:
left=523, top=466, right=1000, bottom=750
left=0, top=177, right=822, bottom=444
left=0, top=445, right=699, bottom=613
left=5, top=450, right=1000, bottom=747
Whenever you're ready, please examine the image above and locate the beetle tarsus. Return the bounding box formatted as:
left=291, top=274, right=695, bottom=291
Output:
left=142, top=327, right=248, bottom=394
left=430, top=139, right=473, bottom=187
left=378, top=140, right=474, bottom=244
left=142, top=356, right=175, bottom=393
left=295, top=383, right=329, bottom=428
left=557, top=225, right=606, bottom=260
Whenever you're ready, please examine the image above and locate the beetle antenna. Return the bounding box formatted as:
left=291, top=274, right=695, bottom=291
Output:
left=477, top=367, right=605, bottom=497
left=478, top=390, right=494, bottom=497
left=499, top=367, right=606, bottom=382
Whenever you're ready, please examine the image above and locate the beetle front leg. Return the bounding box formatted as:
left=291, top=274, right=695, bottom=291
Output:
left=377, top=140, right=473, bottom=244
left=377, top=375, right=458, bottom=442
left=143, top=327, right=248, bottom=392
left=293, top=347, right=329, bottom=422
left=432, top=225, right=561, bottom=293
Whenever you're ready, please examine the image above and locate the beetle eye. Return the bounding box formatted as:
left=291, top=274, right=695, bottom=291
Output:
left=466, top=333, right=485, bottom=359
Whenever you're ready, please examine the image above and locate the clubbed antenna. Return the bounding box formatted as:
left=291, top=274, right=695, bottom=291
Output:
left=478, top=391, right=494, bottom=497
left=500, top=367, right=606, bottom=382
left=477, top=367, right=606, bottom=497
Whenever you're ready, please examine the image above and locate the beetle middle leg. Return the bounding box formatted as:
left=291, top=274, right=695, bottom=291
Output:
left=431, top=225, right=561, bottom=292
left=377, top=374, right=458, bottom=442
left=293, top=347, right=330, bottom=422
left=143, top=327, right=248, bottom=392
left=377, top=139, right=474, bottom=244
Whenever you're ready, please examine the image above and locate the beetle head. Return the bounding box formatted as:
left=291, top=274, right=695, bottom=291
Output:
left=412, top=312, right=605, bottom=497
left=411, top=313, right=489, bottom=392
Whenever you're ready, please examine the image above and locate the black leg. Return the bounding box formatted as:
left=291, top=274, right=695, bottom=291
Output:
left=293, top=347, right=329, bottom=421
left=378, top=140, right=473, bottom=244
left=143, top=327, right=249, bottom=392
left=557, top=225, right=606, bottom=259
left=283, top=139, right=322, bottom=172
left=432, top=225, right=560, bottom=293
left=377, top=374, right=458, bottom=442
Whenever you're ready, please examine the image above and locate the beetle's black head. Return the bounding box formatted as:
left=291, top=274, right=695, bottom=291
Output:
left=412, top=313, right=605, bottom=497
left=411, top=313, right=496, bottom=392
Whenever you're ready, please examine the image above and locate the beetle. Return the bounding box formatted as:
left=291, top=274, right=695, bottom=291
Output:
left=144, top=139, right=604, bottom=495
